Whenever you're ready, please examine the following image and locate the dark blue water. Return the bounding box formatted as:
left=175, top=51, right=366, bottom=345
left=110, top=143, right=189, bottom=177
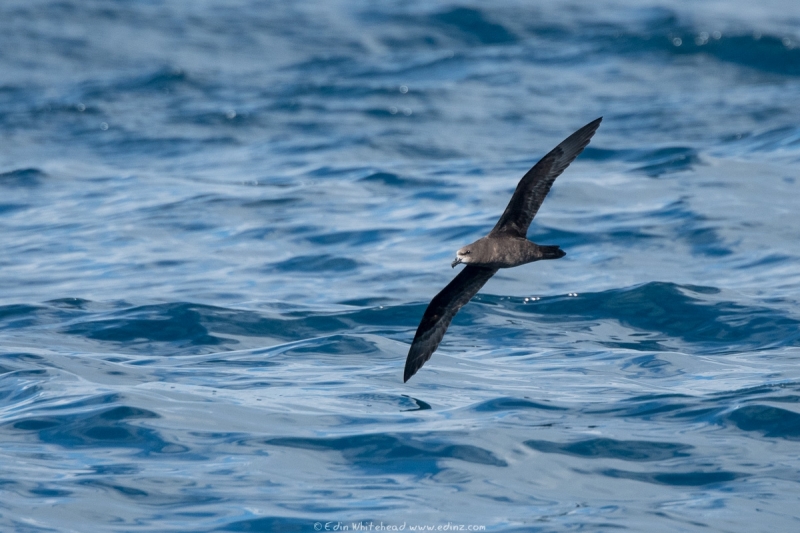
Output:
left=2, top=1, right=800, bottom=531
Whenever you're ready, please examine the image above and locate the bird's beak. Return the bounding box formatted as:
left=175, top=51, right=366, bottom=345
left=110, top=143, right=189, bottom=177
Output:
left=451, top=257, right=462, bottom=268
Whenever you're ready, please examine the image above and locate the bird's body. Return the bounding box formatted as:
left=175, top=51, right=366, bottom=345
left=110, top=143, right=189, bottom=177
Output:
left=404, top=117, right=602, bottom=382
left=453, top=235, right=564, bottom=269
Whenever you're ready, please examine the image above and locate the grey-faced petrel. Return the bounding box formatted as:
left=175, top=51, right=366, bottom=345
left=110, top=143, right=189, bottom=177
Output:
left=404, top=117, right=602, bottom=382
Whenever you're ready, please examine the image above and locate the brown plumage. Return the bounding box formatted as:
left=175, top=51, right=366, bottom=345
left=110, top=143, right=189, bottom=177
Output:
left=404, top=117, right=602, bottom=382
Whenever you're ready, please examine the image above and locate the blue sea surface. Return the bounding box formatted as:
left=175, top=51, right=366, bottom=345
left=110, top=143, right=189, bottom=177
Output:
left=2, top=1, right=800, bottom=531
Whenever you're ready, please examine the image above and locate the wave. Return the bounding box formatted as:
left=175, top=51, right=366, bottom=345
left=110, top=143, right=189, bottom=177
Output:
left=5, top=393, right=187, bottom=455
left=482, top=281, right=800, bottom=353
left=0, top=167, right=47, bottom=188
left=268, top=432, right=508, bottom=472
left=3, top=281, right=797, bottom=359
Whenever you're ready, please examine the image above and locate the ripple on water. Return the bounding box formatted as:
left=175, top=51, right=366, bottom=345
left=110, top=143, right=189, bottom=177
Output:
left=267, top=432, right=508, bottom=474
left=511, top=282, right=800, bottom=353
left=8, top=398, right=187, bottom=455
left=524, top=438, right=693, bottom=461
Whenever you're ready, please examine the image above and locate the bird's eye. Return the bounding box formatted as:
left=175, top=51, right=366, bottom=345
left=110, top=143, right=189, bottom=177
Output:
left=464, top=250, right=470, bottom=254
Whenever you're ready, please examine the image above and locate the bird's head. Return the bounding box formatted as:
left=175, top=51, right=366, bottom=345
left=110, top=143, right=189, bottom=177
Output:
left=451, top=246, right=473, bottom=268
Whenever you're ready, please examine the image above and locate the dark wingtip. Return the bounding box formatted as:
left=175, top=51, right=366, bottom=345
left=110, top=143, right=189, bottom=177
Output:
left=575, top=117, right=603, bottom=141
left=404, top=347, right=425, bottom=382
left=546, top=117, right=603, bottom=176
left=403, top=364, right=415, bottom=383
left=578, top=117, right=603, bottom=139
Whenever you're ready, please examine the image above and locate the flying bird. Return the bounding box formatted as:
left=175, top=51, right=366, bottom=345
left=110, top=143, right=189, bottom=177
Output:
left=404, top=117, right=602, bottom=382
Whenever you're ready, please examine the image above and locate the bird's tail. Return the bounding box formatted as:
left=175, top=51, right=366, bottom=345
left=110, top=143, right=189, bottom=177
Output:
left=538, top=245, right=566, bottom=260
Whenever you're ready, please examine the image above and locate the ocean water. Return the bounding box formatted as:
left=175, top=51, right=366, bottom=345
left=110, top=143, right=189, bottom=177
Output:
left=2, top=0, right=800, bottom=531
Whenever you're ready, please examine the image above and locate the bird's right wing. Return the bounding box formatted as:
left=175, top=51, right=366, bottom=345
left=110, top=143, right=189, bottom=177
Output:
left=404, top=265, right=498, bottom=382
left=490, top=117, right=602, bottom=238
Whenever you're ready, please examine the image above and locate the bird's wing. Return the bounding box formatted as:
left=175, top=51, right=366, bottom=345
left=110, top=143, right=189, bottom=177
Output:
left=490, top=117, right=602, bottom=238
left=404, top=265, right=498, bottom=382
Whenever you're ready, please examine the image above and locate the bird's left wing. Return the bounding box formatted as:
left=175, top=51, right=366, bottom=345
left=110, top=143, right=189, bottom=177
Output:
left=404, top=265, right=498, bottom=382
left=490, top=117, right=602, bottom=238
